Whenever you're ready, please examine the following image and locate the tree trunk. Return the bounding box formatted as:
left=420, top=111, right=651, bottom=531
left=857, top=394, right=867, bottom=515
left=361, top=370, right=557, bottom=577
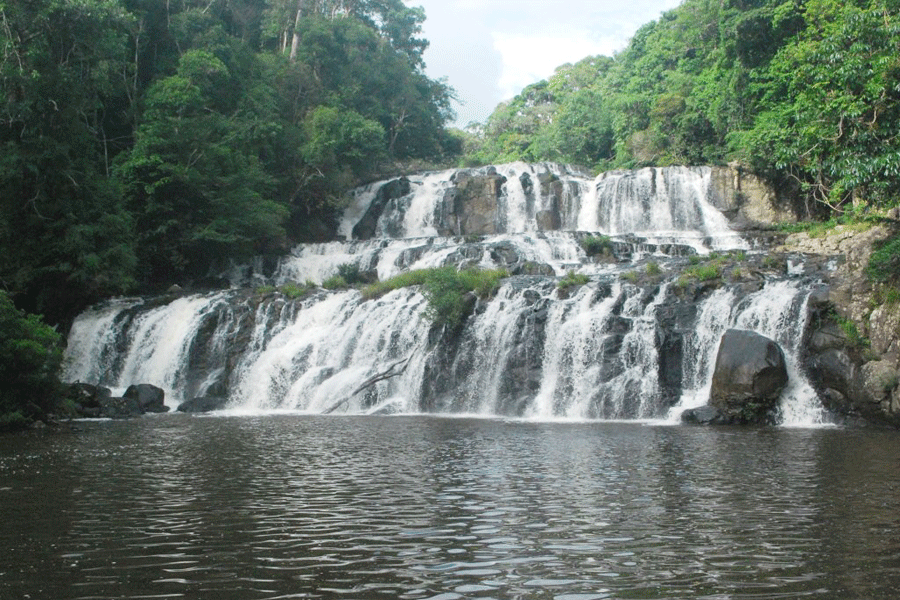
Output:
left=288, top=1, right=303, bottom=61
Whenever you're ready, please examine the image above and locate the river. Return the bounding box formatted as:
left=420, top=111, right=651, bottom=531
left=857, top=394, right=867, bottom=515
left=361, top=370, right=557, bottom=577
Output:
left=2, top=414, right=898, bottom=599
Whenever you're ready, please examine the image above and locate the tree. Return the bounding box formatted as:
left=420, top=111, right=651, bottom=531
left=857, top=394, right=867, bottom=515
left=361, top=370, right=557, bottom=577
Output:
left=116, top=50, right=288, bottom=287
left=0, top=0, right=137, bottom=323
left=0, top=291, right=63, bottom=430
left=739, top=0, right=900, bottom=210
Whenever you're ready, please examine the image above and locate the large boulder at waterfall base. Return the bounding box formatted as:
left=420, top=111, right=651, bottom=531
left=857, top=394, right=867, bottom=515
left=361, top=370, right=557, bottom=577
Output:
left=63, top=383, right=112, bottom=418
left=124, top=384, right=168, bottom=413
left=177, top=396, right=229, bottom=413
left=710, top=329, right=789, bottom=424
left=98, top=395, right=143, bottom=419
left=681, top=405, right=730, bottom=425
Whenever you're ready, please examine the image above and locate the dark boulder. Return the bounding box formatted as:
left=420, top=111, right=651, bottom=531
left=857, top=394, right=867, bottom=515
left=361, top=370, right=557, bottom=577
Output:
left=64, top=383, right=112, bottom=417
left=352, top=177, right=411, bottom=240
left=177, top=396, right=229, bottom=413
left=98, top=395, right=143, bottom=419
left=710, top=329, right=788, bottom=423
left=681, top=405, right=730, bottom=425
left=124, top=384, right=168, bottom=413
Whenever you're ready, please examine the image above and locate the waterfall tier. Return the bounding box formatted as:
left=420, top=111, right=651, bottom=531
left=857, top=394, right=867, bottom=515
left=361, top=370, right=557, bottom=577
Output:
left=64, top=163, right=829, bottom=426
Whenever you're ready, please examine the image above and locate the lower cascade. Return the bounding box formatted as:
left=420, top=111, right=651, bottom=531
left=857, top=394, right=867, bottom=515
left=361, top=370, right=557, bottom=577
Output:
left=63, top=163, right=831, bottom=426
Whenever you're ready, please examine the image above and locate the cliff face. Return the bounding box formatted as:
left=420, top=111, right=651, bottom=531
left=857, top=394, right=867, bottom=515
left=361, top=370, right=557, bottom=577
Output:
left=779, top=225, right=900, bottom=427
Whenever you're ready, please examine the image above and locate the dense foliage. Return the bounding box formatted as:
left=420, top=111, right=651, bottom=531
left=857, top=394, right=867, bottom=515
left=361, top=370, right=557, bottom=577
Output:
left=1, top=0, right=456, bottom=323
left=362, top=266, right=508, bottom=330
left=0, top=291, right=63, bottom=430
left=464, top=0, right=900, bottom=217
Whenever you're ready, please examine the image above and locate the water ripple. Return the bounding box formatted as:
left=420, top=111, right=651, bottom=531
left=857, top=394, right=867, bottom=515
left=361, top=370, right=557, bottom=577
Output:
left=1, top=416, right=899, bottom=599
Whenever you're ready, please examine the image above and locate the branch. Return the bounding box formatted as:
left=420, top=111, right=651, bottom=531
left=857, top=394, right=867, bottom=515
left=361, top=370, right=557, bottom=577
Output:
left=321, top=355, right=413, bottom=414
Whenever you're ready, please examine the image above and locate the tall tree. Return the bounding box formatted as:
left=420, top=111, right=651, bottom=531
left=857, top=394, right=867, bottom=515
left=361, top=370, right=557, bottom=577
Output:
left=0, top=0, right=136, bottom=323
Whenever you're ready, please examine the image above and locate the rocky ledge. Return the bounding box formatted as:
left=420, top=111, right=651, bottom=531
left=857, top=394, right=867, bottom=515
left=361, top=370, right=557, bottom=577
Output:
left=778, top=224, right=900, bottom=427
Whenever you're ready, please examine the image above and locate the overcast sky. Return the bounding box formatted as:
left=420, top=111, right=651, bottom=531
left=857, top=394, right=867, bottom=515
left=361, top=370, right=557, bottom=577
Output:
left=407, top=0, right=684, bottom=127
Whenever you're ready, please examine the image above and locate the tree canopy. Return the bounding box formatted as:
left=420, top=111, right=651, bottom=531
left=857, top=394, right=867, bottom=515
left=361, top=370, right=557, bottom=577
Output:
left=1, top=0, right=456, bottom=321
left=464, top=0, right=900, bottom=218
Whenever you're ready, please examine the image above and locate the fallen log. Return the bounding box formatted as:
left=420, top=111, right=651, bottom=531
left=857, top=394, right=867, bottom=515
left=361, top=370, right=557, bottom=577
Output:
left=321, top=355, right=412, bottom=414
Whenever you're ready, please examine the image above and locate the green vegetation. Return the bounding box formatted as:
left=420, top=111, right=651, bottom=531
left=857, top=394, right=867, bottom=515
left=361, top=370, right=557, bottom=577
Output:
left=0, top=292, right=63, bottom=431
left=558, top=271, right=591, bottom=292
left=646, top=261, right=662, bottom=276
left=689, top=264, right=722, bottom=282
left=622, top=271, right=640, bottom=284
left=279, top=281, right=316, bottom=299
left=868, top=233, right=900, bottom=284
left=362, top=267, right=508, bottom=329
left=836, top=314, right=870, bottom=350
left=1, top=0, right=456, bottom=325
left=579, top=235, right=614, bottom=257
left=461, top=0, right=900, bottom=221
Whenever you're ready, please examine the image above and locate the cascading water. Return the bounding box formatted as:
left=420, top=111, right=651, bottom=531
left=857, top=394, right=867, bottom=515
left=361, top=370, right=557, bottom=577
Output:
left=63, top=162, right=830, bottom=425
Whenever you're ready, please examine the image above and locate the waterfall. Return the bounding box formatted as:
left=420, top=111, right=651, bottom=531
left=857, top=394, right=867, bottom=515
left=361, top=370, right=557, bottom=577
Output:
left=667, top=281, right=829, bottom=427
left=63, top=163, right=830, bottom=425
left=64, top=293, right=236, bottom=407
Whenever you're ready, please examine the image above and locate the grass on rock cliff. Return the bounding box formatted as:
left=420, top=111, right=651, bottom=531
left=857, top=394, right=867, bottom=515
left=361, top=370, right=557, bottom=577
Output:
left=579, top=235, right=614, bottom=257
left=558, top=271, right=590, bottom=292
left=362, top=266, right=508, bottom=329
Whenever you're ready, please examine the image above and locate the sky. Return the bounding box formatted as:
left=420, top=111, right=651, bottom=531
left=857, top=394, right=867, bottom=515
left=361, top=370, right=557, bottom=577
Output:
left=406, top=0, right=684, bottom=127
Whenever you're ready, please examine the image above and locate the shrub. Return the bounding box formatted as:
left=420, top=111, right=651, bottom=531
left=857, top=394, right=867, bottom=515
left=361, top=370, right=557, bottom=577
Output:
left=279, top=281, right=315, bottom=299
left=362, top=267, right=508, bottom=329
left=322, top=275, right=348, bottom=290
left=868, top=233, right=900, bottom=284
left=336, top=263, right=364, bottom=285
left=686, top=263, right=720, bottom=282
left=0, top=292, right=63, bottom=430
left=645, top=261, right=662, bottom=276
left=558, top=271, right=590, bottom=292
left=579, top=235, right=613, bottom=256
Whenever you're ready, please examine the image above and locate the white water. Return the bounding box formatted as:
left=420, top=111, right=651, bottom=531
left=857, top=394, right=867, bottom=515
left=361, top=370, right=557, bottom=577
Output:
left=64, top=293, right=233, bottom=407
left=63, top=163, right=829, bottom=425
left=63, top=298, right=141, bottom=384
left=229, top=289, right=431, bottom=413
left=666, top=281, right=829, bottom=427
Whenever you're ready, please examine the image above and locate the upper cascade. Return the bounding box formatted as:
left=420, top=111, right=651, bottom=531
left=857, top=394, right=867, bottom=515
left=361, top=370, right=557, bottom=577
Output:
left=339, top=163, right=747, bottom=252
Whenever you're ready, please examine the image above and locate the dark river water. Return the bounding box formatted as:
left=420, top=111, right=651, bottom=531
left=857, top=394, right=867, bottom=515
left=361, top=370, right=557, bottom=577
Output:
left=1, top=415, right=899, bottom=600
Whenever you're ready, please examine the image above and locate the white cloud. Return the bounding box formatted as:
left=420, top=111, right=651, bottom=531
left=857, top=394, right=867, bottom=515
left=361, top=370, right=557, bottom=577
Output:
left=409, top=0, right=684, bottom=126
left=492, top=32, right=620, bottom=101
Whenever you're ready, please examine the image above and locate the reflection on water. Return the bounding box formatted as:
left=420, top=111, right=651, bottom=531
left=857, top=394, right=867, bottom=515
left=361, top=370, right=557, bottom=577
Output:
left=1, top=415, right=899, bottom=599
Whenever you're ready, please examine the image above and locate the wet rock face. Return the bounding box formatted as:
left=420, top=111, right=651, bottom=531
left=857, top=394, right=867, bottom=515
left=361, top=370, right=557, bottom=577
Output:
left=782, top=224, right=900, bottom=427
left=177, top=396, right=229, bottom=413
left=709, top=329, right=788, bottom=423
left=124, top=384, right=167, bottom=413
left=352, top=178, right=411, bottom=240
left=452, top=171, right=506, bottom=235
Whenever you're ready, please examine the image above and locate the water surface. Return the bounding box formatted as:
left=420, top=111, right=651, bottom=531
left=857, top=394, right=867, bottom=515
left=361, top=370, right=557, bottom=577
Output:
left=1, top=415, right=898, bottom=599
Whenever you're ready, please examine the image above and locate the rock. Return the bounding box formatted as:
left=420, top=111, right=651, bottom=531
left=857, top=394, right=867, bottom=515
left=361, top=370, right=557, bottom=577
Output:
left=98, top=395, right=143, bottom=419
left=709, top=329, right=788, bottom=423
left=859, top=360, right=898, bottom=405
left=681, top=405, right=729, bottom=425
left=810, top=348, right=855, bottom=394
left=352, top=177, right=411, bottom=240
left=708, top=165, right=797, bottom=228
left=64, top=383, right=112, bottom=418
left=453, top=171, right=505, bottom=235
left=869, top=304, right=900, bottom=357
left=124, top=384, right=168, bottom=413
left=177, top=396, right=229, bottom=413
